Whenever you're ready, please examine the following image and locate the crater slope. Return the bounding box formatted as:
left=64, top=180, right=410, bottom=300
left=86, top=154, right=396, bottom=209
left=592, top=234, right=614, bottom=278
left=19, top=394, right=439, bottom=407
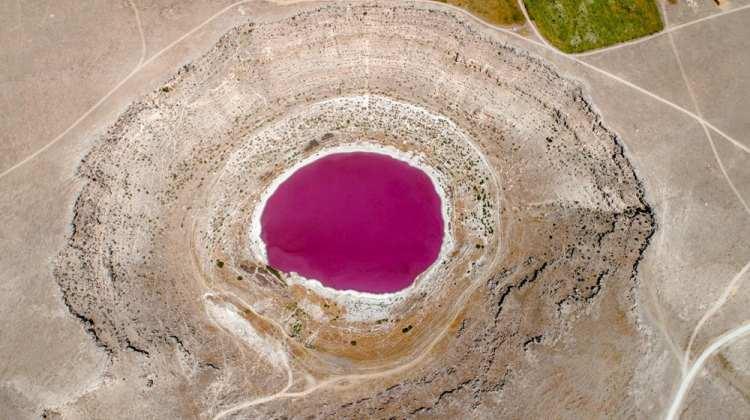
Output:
left=54, top=3, right=654, bottom=418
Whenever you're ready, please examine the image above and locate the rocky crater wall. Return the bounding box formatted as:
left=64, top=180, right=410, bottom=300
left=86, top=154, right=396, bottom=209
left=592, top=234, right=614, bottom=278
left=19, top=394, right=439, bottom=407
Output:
left=54, top=3, right=654, bottom=418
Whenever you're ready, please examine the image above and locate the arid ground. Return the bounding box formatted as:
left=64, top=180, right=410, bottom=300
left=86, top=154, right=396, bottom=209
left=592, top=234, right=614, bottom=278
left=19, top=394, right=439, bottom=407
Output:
left=1, top=1, right=749, bottom=419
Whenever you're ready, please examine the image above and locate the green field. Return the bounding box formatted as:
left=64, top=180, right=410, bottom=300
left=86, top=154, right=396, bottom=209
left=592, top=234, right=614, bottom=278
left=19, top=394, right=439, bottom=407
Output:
left=524, top=0, right=664, bottom=53
left=435, top=0, right=526, bottom=26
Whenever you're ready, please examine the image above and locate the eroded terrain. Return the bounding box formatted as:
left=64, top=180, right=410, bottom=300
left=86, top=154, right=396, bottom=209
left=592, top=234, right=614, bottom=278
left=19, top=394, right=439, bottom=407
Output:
left=1, top=1, right=749, bottom=419
left=53, top=4, right=655, bottom=418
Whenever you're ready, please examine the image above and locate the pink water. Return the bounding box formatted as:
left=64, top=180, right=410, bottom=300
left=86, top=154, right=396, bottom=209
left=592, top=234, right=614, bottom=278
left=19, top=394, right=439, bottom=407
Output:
left=260, top=152, right=444, bottom=293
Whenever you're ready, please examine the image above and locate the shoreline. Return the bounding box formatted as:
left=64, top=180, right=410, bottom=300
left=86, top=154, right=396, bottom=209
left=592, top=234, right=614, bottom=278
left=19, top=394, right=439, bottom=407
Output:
left=247, top=141, right=456, bottom=304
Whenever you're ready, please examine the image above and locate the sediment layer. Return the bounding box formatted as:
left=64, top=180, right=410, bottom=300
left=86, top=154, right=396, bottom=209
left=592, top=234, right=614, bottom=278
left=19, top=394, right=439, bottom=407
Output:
left=54, top=3, right=654, bottom=418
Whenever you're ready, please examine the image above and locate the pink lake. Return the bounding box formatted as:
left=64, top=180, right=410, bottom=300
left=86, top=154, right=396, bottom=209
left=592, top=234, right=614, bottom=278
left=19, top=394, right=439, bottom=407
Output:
left=260, top=151, right=444, bottom=293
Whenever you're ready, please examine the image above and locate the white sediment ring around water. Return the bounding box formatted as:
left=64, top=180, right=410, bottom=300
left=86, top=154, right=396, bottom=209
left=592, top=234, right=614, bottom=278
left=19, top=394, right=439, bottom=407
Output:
left=52, top=5, right=657, bottom=414
left=199, top=94, right=501, bottom=322
left=248, top=142, right=455, bottom=302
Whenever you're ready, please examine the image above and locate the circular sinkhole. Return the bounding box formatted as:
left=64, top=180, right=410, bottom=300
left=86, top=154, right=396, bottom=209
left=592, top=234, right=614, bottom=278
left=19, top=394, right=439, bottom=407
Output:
left=259, top=151, right=445, bottom=294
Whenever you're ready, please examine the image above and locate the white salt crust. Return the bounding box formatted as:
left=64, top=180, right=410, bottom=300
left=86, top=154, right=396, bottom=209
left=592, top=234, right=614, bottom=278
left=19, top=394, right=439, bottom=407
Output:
left=230, top=94, right=499, bottom=322
left=248, top=143, right=454, bottom=304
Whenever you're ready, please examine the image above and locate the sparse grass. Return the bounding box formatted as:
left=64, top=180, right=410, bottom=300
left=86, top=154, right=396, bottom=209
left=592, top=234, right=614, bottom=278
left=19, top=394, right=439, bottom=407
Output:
left=435, top=0, right=526, bottom=26
left=524, top=0, right=664, bottom=53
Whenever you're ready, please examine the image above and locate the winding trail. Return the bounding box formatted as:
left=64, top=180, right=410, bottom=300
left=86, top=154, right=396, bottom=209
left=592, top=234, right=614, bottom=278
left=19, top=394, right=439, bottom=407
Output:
left=0, top=0, right=147, bottom=180
left=665, top=322, right=750, bottom=420
left=684, top=261, right=750, bottom=374
left=515, top=0, right=554, bottom=51
left=129, top=0, right=147, bottom=66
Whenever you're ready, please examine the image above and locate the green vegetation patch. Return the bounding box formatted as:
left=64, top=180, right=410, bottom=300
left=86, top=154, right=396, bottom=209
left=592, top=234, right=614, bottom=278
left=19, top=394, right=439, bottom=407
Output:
left=524, top=0, right=663, bottom=53
left=436, top=0, right=525, bottom=26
